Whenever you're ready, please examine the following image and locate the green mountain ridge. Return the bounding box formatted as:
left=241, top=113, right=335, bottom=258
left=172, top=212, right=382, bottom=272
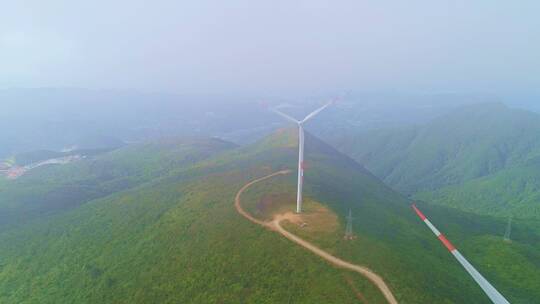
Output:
left=0, top=129, right=538, bottom=303
left=0, top=137, right=235, bottom=230
left=415, top=161, right=540, bottom=219
left=331, top=102, right=540, bottom=219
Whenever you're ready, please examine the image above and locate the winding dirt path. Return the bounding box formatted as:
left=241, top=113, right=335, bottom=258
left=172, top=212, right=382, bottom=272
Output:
left=235, top=170, right=398, bottom=304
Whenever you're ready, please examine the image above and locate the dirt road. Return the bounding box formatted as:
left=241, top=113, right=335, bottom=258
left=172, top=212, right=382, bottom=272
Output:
left=235, top=170, right=398, bottom=304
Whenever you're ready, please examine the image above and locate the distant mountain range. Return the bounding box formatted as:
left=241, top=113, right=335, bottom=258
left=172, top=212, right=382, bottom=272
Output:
left=0, top=87, right=505, bottom=158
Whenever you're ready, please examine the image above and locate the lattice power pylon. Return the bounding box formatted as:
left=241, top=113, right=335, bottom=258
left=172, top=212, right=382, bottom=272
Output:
left=504, top=216, right=512, bottom=242
left=344, top=209, right=354, bottom=240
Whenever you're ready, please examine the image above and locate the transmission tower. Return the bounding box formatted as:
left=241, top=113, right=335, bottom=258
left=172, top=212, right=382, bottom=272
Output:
left=503, top=216, right=512, bottom=242
left=344, top=209, right=354, bottom=240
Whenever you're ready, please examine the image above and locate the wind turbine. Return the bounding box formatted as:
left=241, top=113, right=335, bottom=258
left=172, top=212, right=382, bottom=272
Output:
left=271, top=101, right=333, bottom=213
left=412, top=204, right=510, bottom=304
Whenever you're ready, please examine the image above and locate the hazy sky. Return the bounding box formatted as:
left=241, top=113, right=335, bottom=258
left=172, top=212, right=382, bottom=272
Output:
left=1, top=1, right=539, bottom=97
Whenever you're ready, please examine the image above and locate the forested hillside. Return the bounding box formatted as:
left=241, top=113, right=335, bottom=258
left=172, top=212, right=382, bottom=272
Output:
left=330, top=103, right=540, bottom=219
left=0, top=138, right=234, bottom=229
left=1, top=129, right=538, bottom=303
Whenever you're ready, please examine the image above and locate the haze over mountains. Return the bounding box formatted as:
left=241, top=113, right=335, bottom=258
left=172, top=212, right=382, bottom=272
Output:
left=1, top=87, right=529, bottom=158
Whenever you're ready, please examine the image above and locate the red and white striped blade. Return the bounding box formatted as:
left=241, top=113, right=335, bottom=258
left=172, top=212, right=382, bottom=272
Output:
left=412, top=204, right=510, bottom=304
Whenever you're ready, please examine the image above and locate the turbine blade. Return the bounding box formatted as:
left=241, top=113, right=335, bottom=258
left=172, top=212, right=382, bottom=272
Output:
left=301, top=101, right=332, bottom=124
left=411, top=204, right=510, bottom=304
left=271, top=108, right=299, bottom=124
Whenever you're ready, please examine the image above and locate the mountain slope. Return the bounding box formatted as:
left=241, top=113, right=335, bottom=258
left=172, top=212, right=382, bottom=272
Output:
left=330, top=103, right=540, bottom=219
left=0, top=128, right=538, bottom=303
left=415, top=161, right=540, bottom=219
left=298, top=130, right=539, bottom=303
left=0, top=137, right=235, bottom=229
left=0, top=131, right=387, bottom=304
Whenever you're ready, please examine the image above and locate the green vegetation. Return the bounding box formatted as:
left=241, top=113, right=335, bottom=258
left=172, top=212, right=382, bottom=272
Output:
left=0, top=138, right=235, bottom=229
left=0, top=129, right=538, bottom=303
left=415, top=162, right=540, bottom=219
left=0, top=133, right=379, bottom=304
left=330, top=103, right=540, bottom=220
left=242, top=131, right=540, bottom=303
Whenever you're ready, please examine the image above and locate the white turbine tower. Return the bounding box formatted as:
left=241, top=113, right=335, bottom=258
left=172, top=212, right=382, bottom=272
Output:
left=271, top=101, right=333, bottom=213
